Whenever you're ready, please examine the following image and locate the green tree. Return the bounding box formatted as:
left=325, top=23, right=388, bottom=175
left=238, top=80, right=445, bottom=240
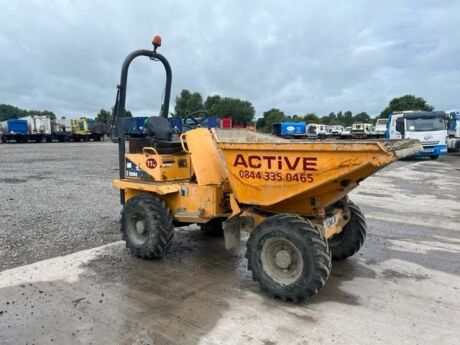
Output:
left=353, top=112, right=371, bottom=123
left=174, top=89, right=204, bottom=118
left=0, top=104, right=57, bottom=121
left=379, top=95, right=433, bottom=118
left=96, top=109, right=112, bottom=123
left=302, top=113, right=320, bottom=124
left=213, top=97, right=255, bottom=126
left=256, top=108, right=286, bottom=132
left=343, top=111, right=353, bottom=126
left=203, top=95, right=221, bottom=115
left=336, top=111, right=344, bottom=125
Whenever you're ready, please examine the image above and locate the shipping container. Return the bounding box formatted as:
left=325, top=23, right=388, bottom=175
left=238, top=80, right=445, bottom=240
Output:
left=207, top=116, right=218, bottom=128
left=221, top=117, right=232, bottom=128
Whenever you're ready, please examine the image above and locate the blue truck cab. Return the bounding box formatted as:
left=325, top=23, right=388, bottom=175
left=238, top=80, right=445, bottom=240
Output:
left=6, top=119, right=28, bottom=135
left=386, top=111, right=447, bottom=159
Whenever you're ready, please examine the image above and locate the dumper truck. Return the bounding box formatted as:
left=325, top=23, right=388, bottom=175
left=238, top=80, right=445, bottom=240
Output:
left=111, top=37, right=422, bottom=302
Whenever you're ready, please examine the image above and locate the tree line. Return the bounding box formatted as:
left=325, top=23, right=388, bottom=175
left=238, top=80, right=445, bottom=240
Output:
left=0, top=104, right=57, bottom=122
left=174, top=90, right=255, bottom=126
left=1, top=94, right=434, bottom=131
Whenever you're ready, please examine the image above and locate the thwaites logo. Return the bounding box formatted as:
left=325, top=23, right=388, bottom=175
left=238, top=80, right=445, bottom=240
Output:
left=146, top=158, right=158, bottom=169
left=233, top=154, right=317, bottom=171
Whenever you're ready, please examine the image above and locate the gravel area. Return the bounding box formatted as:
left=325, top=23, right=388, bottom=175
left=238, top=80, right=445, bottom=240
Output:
left=0, top=142, right=121, bottom=271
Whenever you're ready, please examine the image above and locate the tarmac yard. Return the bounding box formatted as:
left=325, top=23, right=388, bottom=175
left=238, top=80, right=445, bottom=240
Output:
left=0, top=143, right=459, bottom=345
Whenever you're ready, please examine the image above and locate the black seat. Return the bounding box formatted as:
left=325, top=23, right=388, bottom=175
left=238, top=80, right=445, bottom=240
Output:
left=146, top=116, right=182, bottom=154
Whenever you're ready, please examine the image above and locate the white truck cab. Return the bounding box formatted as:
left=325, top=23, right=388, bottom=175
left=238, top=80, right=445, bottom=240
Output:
left=307, top=123, right=330, bottom=138
left=386, top=111, right=447, bottom=159
left=375, top=118, right=388, bottom=137
left=351, top=123, right=375, bottom=138
left=330, top=125, right=344, bottom=135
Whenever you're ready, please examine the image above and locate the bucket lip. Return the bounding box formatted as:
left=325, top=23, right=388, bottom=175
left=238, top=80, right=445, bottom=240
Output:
left=211, top=129, right=422, bottom=154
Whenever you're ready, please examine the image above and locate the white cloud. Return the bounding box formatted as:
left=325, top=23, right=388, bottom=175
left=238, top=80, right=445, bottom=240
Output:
left=0, top=0, right=459, bottom=118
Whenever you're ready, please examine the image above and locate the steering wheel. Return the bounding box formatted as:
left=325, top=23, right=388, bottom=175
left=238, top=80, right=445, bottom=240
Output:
left=184, top=110, right=209, bottom=130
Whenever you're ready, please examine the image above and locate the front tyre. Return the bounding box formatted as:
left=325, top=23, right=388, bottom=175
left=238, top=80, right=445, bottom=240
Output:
left=246, top=214, right=331, bottom=302
left=430, top=155, right=439, bottom=160
left=329, top=201, right=367, bottom=261
left=121, top=194, right=174, bottom=259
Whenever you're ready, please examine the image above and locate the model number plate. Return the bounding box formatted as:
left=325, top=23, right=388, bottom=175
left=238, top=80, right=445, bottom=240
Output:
left=324, top=215, right=337, bottom=228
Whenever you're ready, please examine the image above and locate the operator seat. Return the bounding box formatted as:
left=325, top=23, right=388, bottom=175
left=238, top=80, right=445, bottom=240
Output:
left=145, top=116, right=182, bottom=154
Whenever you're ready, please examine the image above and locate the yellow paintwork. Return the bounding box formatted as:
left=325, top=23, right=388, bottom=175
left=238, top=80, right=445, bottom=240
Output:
left=71, top=117, right=91, bottom=135
left=113, top=128, right=421, bottom=239
left=113, top=179, right=229, bottom=223
left=180, top=128, right=227, bottom=185
left=216, top=140, right=395, bottom=214
left=125, top=150, right=192, bottom=181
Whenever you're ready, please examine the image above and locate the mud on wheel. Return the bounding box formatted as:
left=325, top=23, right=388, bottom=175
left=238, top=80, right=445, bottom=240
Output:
left=121, top=194, right=174, bottom=259
left=246, top=214, right=331, bottom=302
left=328, top=201, right=367, bottom=261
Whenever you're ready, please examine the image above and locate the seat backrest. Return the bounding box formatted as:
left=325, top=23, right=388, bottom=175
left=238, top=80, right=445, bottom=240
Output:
left=146, top=116, right=172, bottom=141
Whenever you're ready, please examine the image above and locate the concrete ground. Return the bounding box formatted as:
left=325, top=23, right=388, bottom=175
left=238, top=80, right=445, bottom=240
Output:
left=0, top=142, right=459, bottom=345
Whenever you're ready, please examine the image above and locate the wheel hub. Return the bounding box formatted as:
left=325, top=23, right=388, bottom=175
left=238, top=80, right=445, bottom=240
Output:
left=274, top=250, right=292, bottom=269
left=135, top=220, right=145, bottom=235
left=260, top=237, right=304, bottom=286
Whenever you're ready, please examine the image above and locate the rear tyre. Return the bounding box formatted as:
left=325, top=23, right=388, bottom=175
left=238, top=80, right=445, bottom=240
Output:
left=200, top=218, right=224, bottom=237
left=329, top=201, right=367, bottom=261
left=246, top=214, right=331, bottom=302
left=430, top=155, right=439, bottom=160
left=121, top=194, right=174, bottom=259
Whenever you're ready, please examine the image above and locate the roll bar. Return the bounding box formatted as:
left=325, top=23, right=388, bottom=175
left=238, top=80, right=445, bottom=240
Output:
left=113, top=36, right=172, bottom=204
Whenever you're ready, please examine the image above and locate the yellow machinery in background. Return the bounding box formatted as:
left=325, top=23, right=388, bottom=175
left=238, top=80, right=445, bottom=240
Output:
left=112, top=37, right=422, bottom=302
left=71, top=117, right=102, bottom=141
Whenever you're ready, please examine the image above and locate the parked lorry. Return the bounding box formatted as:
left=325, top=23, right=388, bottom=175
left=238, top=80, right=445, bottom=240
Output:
left=386, top=111, right=447, bottom=159
left=350, top=123, right=376, bottom=139
left=1, top=119, right=29, bottom=142
left=375, top=118, right=388, bottom=137
left=1, top=115, right=108, bottom=143
left=272, top=122, right=307, bottom=138
left=329, top=125, right=344, bottom=136
left=307, top=123, right=330, bottom=138
left=51, top=118, right=73, bottom=142
left=446, top=111, right=460, bottom=152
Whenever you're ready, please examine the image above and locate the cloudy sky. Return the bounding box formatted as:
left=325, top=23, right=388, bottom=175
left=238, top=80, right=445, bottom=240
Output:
left=0, top=0, right=459, bottom=118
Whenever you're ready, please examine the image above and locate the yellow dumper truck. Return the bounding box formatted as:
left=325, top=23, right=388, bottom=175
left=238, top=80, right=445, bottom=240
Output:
left=112, top=37, right=422, bottom=302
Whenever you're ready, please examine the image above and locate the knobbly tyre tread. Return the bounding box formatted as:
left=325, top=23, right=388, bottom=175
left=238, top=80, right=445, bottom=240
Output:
left=121, top=194, right=174, bottom=259
left=329, top=201, right=367, bottom=261
left=246, top=213, right=331, bottom=302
